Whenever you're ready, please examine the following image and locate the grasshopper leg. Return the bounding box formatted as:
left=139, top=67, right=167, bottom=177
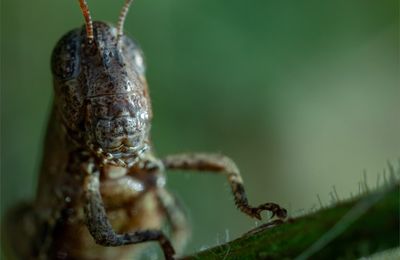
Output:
left=162, top=153, right=287, bottom=220
left=83, top=163, right=175, bottom=260
left=155, top=188, right=190, bottom=256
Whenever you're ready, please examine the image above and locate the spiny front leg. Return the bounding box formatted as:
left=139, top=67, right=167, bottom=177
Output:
left=82, top=163, right=175, bottom=260
left=162, top=153, right=287, bottom=220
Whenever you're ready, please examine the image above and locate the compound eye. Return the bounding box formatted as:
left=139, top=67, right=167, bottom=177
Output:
left=51, top=29, right=81, bottom=80
left=133, top=51, right=145, bottom=74
left=121, top=36, right=146, bottom=75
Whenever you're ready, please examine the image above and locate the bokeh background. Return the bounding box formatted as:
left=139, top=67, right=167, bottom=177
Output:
left=1, top=0, right=399, bottom=257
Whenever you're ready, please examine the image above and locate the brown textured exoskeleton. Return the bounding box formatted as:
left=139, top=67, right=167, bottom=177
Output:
left=4, top=0, right=287, bottom=259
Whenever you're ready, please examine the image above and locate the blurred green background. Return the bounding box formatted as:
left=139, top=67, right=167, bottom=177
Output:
left=1, top=0, right=399, bottom=257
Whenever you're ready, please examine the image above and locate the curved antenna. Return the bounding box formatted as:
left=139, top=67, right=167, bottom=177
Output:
left=78, top=0, right=94, bottom=42
left=117, top=0, right=134, bottom=43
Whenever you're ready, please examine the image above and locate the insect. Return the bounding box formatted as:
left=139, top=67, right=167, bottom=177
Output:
left=4, top=0, right=287, bottom=259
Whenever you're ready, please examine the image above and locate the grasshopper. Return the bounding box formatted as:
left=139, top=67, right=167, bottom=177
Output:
left=4, top=1, right=287, bottom=259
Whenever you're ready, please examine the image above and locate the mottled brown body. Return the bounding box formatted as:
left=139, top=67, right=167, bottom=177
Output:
left=5, top=3, right=287, bottom=260
left=6, top=22, right=182, bottom=260
left=41, top=22, right=164, bottom=259
left=35, top=112, right=165, bottom=260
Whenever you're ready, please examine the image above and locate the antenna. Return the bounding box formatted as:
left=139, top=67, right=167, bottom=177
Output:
left=117, top=0, right=134, bottom=43
left=78, top=0, right=94, bottom=42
